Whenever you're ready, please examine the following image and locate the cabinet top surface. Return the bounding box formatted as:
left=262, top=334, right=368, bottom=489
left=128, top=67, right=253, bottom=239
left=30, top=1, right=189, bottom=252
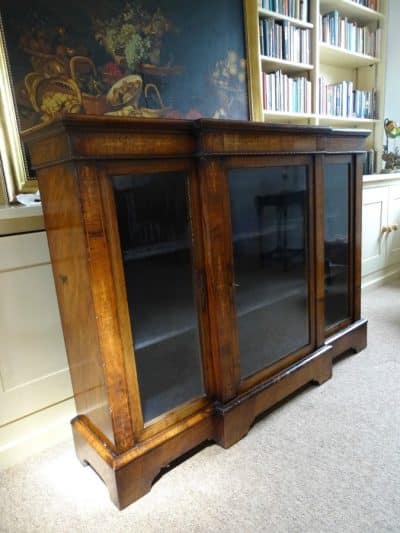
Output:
left=23, top=114, right=371, bottom=142
left=23, top=115, right=370, bottom=171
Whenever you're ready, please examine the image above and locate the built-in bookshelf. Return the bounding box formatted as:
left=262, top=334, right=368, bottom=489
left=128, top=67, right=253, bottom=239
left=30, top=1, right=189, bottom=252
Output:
left=256, top=1, right=314, bottom=121
left=249, top=0, right=386, bottom=172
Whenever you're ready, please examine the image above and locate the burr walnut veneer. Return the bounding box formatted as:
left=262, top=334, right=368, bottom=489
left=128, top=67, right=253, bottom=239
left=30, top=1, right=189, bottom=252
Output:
left=24, top=116, right=368, bottom=509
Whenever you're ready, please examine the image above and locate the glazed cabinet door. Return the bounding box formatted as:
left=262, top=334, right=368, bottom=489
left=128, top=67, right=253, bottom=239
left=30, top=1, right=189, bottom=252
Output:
left=109, top=168, right=206, bottom=425
left=226, top=158, right=314, bottom=382
left=323, top=157, right=353, bottom=332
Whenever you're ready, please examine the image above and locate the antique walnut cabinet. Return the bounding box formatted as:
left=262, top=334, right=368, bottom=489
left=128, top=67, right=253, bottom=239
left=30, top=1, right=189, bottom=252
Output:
left=24, top=116, right=368, bottom=509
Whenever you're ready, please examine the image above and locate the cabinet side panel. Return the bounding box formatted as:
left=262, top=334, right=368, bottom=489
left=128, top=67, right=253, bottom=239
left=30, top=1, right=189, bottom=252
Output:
left=38, top=164, right=114, bottom=445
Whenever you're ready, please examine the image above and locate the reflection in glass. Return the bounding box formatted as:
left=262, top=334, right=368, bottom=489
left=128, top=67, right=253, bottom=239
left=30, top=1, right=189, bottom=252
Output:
left=324, top=163, right=350, bottom=329
left=228, top=166, right=309, bottom=379
left=112, top=172, right=204, bottom=422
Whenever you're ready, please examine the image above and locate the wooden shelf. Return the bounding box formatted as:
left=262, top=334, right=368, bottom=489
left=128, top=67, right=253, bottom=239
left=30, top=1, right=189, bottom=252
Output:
left=320, top=0, right=384, bottom=24
left=261, top=55, right=314, bottom=73
left=123, top=240, right=188, bottom=261
left=258, top=8, right=313, bottom=29
left=237, top=284, right=305, bottom=320
left=319, top=42, right=379, bottom=67
left=135, top=324, right=196, bottom=351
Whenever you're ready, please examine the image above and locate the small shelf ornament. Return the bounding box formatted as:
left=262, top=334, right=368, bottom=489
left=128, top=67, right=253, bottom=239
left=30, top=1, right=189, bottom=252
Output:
left=383, top=118, right=400, bottom=172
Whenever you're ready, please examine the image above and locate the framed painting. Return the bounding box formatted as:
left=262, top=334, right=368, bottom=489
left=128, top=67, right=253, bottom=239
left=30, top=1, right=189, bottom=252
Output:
left=0, top=0, right=260, bottom=203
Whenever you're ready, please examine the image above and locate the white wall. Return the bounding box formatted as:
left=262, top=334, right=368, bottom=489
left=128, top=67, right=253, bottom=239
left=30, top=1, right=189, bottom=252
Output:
left=384, top=0, right=400, bottom=122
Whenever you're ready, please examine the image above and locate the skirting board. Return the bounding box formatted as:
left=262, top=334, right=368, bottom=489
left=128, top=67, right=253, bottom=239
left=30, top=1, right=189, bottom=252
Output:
left=0, top=398, right=75, bottom=470
left=362, top=266, right=400, bottom=291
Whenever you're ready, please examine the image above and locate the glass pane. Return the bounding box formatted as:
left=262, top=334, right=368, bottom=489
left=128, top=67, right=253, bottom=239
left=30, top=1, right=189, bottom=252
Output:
left=228, top=165, right=309, bottom=380
left=112, top=172, right=204, bottom=422
left=324, top=163, right=351, bottom=329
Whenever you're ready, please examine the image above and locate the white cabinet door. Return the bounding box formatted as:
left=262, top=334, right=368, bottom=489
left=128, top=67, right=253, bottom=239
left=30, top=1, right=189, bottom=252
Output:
left=0, top=232, right=73, bottom=426
left=387, top=184, right=400, bottom=267
left=362, top=187, right=388, bottom=277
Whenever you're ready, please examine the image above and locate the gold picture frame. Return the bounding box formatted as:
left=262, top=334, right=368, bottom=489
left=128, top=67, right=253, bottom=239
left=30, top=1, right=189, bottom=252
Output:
left=0, top=0, right=260, bottom=205
left=0, top=15, right=38, bottom=204
left=0, top=159, right=8, bottom=205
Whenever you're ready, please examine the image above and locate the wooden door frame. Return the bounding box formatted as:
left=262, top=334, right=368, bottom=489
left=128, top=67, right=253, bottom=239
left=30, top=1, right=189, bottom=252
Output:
left=97, top=158, right=213, bottom=443
left=323, top=154, right=355, bottom=338
left=204, top=154, right=318, bottom=395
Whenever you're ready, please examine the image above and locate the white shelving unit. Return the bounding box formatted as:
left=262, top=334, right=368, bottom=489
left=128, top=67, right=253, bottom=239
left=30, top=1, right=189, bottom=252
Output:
left=247, top=0, right=386, bottom=172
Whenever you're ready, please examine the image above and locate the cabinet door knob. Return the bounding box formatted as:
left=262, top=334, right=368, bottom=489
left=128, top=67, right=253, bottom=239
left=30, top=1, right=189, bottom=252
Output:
left=382, top=226, right=390, bottom=233
left=391, top=224, right=398, bottom=231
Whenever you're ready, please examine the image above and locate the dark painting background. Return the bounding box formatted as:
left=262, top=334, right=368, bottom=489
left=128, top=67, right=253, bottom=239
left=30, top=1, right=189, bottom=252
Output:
left=1, top=0, right=249, bottom=129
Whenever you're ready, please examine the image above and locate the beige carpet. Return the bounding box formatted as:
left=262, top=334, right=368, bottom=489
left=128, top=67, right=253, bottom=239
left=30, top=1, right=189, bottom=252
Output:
left=1, top=280, right=399, bottom=533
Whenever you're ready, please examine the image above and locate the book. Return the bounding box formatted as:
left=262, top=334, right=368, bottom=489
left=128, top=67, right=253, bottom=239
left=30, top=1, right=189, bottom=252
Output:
left=263, top=70, right=311, bottom=113
left=259, top=17, right=311, bottom=64
left=321, top=10, right=380, bottom=56
left=319, top=77, right=376, bottom=119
